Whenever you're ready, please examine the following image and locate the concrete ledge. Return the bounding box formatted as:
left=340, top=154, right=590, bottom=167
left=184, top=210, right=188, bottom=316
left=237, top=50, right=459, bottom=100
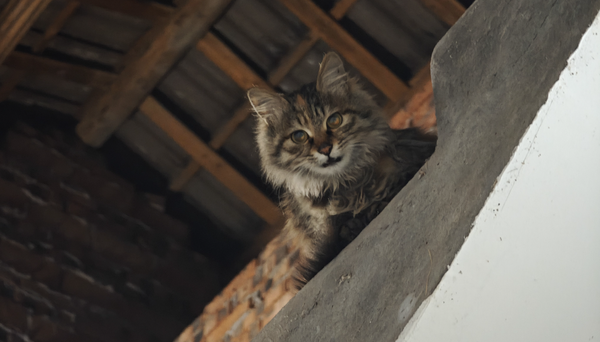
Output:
left=252, top=0, right=600, bottom=341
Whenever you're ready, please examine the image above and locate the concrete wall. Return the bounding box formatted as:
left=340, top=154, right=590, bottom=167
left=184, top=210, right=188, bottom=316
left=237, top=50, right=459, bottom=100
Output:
left=398, top=11, right=600, bottom=342
left=252, top=1, right=600, bottom=341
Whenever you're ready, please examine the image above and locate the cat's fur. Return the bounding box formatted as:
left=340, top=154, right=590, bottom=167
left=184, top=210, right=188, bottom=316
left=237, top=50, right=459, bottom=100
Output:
left=248, top=52, right=436, bottom=289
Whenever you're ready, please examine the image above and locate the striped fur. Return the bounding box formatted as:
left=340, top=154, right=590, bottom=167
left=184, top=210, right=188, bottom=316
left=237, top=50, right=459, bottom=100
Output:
left=248, top=53, right=436, bottom=289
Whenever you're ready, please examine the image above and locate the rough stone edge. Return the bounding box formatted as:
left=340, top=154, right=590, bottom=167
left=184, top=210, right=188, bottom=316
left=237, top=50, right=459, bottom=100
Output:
left=252, top=1, right=600, bottom=341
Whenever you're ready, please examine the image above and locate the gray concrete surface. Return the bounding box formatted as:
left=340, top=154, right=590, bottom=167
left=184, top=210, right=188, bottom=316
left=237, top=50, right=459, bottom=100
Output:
left=252, top=0, right=600, bottom=341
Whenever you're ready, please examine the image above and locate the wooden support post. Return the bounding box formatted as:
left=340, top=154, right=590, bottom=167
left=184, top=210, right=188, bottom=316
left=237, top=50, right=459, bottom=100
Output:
left=278, top=0, right=408, bottom=101
left=419, top=0, right=466, bottom=27
left=140, top=96, right=283, bottom=226
left=0, top=0, right=53, bottom=65
left=76, top=0, right=232, bottom=147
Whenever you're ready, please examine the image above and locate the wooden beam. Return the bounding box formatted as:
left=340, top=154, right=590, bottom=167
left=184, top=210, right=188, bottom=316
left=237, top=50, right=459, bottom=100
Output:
left=197, top=32, right=271, bottom=90
left=278, top=0, right=408, bottom=101
left=76, top=0, right=232, bottom=147
left=33, top=0, right=81, bottom=53
left=169, top=161, right=202, bottom=191
left=419, top=0, right=466, bottom=27
left=0, top=69, right=25, bottom=101
left=0, top=0, right=53, bottom=64
left=79, top=0, right=172, bottom=24
left=140, top=96, right=283, bottom=226
left=268, top=0, right=358, bottom=85
left=171, top=0, right=360, bottom=191
left=3, top=52, right=117, bottom=87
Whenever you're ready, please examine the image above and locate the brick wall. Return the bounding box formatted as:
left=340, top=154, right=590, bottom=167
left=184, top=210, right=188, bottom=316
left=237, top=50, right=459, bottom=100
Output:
left=0, top=123, right=220, bottom=342
left=172, top=76, right=437, bottom=342
left=174, top=233, right=301, bottom=342
left=389, top=75, right=437, bottom=133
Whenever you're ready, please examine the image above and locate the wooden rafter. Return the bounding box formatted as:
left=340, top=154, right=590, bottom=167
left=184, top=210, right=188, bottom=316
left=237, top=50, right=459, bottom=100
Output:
left=33, top=0, right=81, bottom=53
left=76, top=0, right=232, bottom=147
left=267, top=0, right=358, bottom=85
left=0, top=0, right=52, bottom=64
left=0, top=69, right=25, bottom=102
left=140, top=97, right=283, bottom=226
left=0, top=1, right=83, bottom=104
left=419, top=0, right=466, bottom=27
left=170, top=0, right=359, bottom=191
left=197, top=33, right=271, bottom=90
left=385, top=1, right=467, bottom=117
left=4, top=52, right=117, bottom=88
left=278, top=0, right=408, bottom=101
left=79, top=0, right=172, bottom=24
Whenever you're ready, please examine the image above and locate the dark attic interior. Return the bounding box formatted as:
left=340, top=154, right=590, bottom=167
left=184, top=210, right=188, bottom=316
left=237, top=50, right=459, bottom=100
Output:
left=0, top=0, right=472, bottom=341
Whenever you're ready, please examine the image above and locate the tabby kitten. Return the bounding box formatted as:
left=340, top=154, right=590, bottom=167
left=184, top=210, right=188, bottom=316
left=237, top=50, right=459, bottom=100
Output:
left=248, top=52, right=435, bottom=289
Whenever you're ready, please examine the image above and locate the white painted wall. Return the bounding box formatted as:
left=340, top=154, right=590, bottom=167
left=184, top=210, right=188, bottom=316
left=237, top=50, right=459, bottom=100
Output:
left=397, top=11, right=600, bottom=342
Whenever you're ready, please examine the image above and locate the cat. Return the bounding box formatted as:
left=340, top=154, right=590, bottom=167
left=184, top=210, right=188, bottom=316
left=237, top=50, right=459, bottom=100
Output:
left=248, top=52, right=436, bottom=289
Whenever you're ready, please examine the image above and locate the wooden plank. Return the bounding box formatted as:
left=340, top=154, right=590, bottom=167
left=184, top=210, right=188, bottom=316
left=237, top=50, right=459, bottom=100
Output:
left=384, top=63, right=432, bottom=119
left=140, top=96, right=283, bottom=226
left=79, top=0, right=172, bottom=24
left=197, top=32, right=271, bottom=90
left=268, top=33, right=318, bottom=85
left=0, top=0, right=53, bottom=64
left=171, top=0, right=359, bottom=191
left=329, top=0, right=359, bottom=20
left=76, top=0, right=232, bottom=147
left=4, top=52, right=117, bottom=87
left=33, top=0, right=81, bottom=53
left=278, top=0, right=408, bottom=101
left=0, top=69, right=25, bottom=101
left=268, top=0, right=358, bottom=85
left=169, top=161, right=202, bottom=191
left=419, top=0, right=466, bottom=27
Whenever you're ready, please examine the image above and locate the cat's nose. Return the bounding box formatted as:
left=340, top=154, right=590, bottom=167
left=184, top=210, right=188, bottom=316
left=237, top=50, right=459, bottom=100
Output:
left=318, top=143, right=332, bottom=156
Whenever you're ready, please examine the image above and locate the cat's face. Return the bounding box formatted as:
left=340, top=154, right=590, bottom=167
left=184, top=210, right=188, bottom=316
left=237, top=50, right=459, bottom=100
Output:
left=248, top=53, right=390, bottom=196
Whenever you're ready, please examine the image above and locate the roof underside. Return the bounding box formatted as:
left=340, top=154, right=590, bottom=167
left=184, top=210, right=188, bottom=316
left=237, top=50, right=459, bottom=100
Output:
left=0, top=0, right=471, bottom=265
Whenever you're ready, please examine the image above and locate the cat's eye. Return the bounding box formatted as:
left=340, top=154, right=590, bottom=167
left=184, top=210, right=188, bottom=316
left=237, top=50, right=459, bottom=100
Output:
left=291, top=130, right=309, bottom=144
left=326, top=112, right=343, bottom=129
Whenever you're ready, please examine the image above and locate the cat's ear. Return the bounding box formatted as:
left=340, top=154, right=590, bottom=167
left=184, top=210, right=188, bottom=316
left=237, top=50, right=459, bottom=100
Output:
left=247, top=88, right=288, bottom=125
left=316, top=52, right=349, bottom=96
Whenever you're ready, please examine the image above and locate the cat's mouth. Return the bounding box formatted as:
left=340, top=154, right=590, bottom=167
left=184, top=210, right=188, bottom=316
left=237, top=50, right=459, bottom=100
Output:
left=322, top=156, right=342, bottom=167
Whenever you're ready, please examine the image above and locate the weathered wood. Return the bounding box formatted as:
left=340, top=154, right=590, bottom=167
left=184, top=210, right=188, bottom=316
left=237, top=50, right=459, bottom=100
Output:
left=0, top=69, right=25, bottom=102
left=4, top=52, right=117, bottom=88
left=0, top=0, right=53, bottom=64
left=278, top=0, right=408, bottom=101
left=268, top=0, right=358, bottom=85
left=329, top=0, right=359, bottom=19
left=169, top=104, right=253, bottom=191
left=33, top=0, right=81, bottom=53
left=169, top=161, right=202, bottom=191
left=80, top=0, right=172, bottom=24
left=140, top=96, right=282, bottom=226
left=172, top=0, right=359, bottom=191
left=197, top=32, right=271, bottom=90
left=76, top=0, right=232, bottom=147
left=419, top=0, right=466, bottom=26
left=384, top=63, right=432, bottom=118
